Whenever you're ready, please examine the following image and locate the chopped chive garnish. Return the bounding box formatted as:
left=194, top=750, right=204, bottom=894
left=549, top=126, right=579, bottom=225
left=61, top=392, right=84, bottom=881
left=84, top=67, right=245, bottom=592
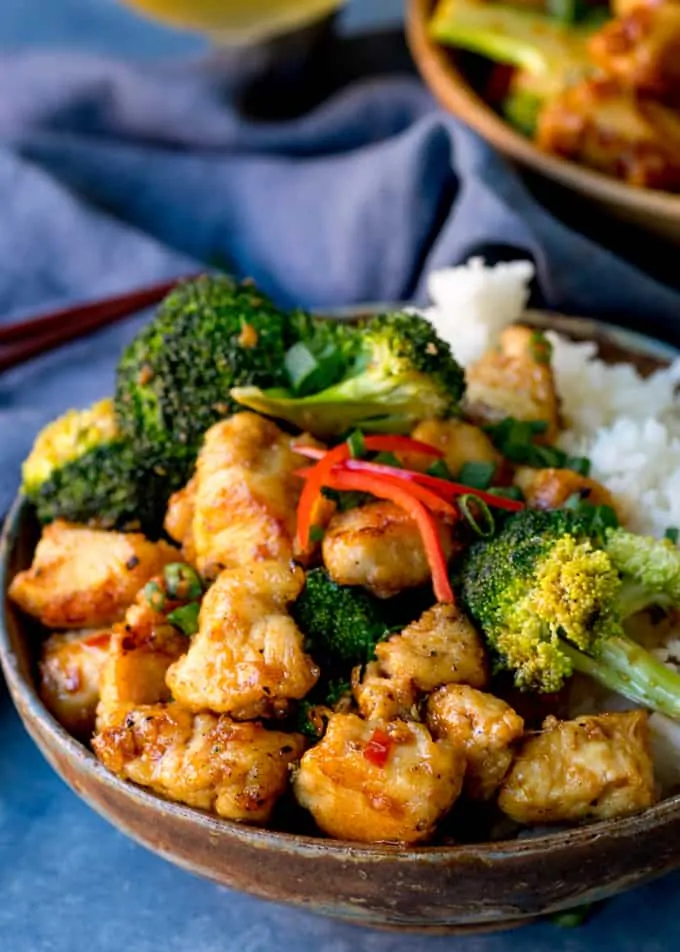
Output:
left=309, top=525, right=325, bottom=543
left=164, top=563, right=203, bottom=601
left=143, top=579, right=166, bottom=612
left=529, top=330, right=552, bottom=365
left=665, top=527, right=679, bottom=545
left=458, top=461, right=496, bottom=490
left=485, top=417, right=563, bottom=468
left=488, top=485, right=524, bottom=502
left=284, top=341, right=345, bottom=397
left=372, top=451, right=402, bottom=467
left=167, top=602, right=201, bottom=637
left=426, top=459, right=452, bottom=480
left=347, top=430, right=366, bottom=459
left=459, top=494, right=496, bottom=537
left=565, top=456, right=591, bottom=477
left=552, top=902, right=593, bottom=928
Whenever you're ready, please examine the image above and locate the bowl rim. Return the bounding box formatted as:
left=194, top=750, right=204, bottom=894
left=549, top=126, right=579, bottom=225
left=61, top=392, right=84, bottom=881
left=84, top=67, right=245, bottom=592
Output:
left=406, top=0, right=680, bottom=221
left=3, top=308, right=680, bottom=862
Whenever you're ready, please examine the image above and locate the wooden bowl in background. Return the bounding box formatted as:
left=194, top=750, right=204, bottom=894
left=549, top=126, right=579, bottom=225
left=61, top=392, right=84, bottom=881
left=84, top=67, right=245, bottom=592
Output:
left=406, top=0, right=680, bottom=243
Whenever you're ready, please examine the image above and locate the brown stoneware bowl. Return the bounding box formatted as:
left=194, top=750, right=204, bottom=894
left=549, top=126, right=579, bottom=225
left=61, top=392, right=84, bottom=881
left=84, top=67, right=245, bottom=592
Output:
left=407, top=0, right=680, bottom=243
left=3, top=313, right=680, bottom=934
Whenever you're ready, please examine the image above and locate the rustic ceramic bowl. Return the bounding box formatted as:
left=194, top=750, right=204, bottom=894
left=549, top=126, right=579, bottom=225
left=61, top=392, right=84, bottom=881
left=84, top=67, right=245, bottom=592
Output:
left=3, top=312, right=680, bottom=935
left=407, top=0, right=680, bottom=243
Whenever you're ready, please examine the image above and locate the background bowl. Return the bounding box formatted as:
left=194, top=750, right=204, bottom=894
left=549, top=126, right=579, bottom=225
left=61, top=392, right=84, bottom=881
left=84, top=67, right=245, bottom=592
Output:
left=406, top=0, right=680, bottom=243
left=3, top=311, right=680, bottom=935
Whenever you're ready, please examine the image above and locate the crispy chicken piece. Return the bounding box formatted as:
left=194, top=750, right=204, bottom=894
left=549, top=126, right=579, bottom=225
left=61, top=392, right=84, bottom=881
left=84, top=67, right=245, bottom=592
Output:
left=8, top=520, right=178, bottom=629
left=321, top=501, right=456, bottom=599
left=400, top=419, right=504, bottom=479
left=536, top=77, right=680, bottom=190
left=514, top=467, right=620, bottom=516
left=293, top=714, right=465, bottom=843
left=166, top=561, right=319, bottom=719
left=39, top=629, right=111, bottom=738
left=165, top=413, right=305, bottom=579
left=376, top=603, right=488, bottom=692
left=97, top=613, right=188, bottom=731
left=498, top=711, right=657, bottom=824
left=351, top=661, right=418, bottom=721
left=93, top=704, right=304, bottom=823
left=164, top=477, right=197, bottom=568
left=589, top=4, right=680, bottom=97
left=464, top=326, right=560, bottom=443
left=427, top=685, right=524, bottom=800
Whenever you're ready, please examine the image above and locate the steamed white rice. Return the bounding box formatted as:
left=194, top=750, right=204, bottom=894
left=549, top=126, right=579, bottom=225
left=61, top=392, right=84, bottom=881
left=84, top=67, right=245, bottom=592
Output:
left=419, top=258, right=680, bottom=790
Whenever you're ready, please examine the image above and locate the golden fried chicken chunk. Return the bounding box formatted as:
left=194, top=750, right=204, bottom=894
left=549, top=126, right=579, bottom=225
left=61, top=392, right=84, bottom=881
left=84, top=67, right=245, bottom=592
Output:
left=401, top=419, right=504, bottom=479
left=293, top=714, right=464, bottom=843
left=165, top=413, right=305, bottom=579
left=589, top=4, right=680, bottom=97
left=94, top=704, right=304, bottom=823
left=536, top=77, right=680, bottom=190
left=376, top=603, right=488, bottom=692
left=498, top=711, right=657, bottom=824
left=39, top=629, right=111, bottom=738
left=321, top=501, right=456, bottom=599
left=164, top=477, right=197, bottom=568
left=464, top=326, right=560, bottom=443
left=514, top=467, right=620, bottom=515
left=97, top=617, right=188, bottom=731
left=351, top=661, right=418, bottom=722
left=9, top=521, right=178, bottom=629
left=427, top=685, right=524, bottom=800
left=166, top=561, right=319, bottom=719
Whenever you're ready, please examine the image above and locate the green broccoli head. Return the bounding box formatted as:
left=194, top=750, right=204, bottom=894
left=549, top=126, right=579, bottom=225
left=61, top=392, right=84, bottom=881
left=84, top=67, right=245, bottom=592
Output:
left=230, top=311, right=466, bottom=438
left=460, top=509, right=622, bottom=692
left=605, top=528, right=680, bottom=606
left=458, top=509, right=680, bottom=718
left=21, top=399, right=171, bottom=536
left=291, top=568, right=393, bottom=667
left=115, top=274, right=293, bottom=474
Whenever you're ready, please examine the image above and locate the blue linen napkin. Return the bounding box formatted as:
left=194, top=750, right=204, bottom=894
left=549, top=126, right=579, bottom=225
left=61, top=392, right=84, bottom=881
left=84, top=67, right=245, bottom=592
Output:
left=3, top=48, right=680, bottom=514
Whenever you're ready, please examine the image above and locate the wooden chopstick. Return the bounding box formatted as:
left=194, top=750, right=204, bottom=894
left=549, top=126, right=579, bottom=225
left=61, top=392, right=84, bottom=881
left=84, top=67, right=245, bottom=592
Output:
left=0, top=273, right=200, bottom=374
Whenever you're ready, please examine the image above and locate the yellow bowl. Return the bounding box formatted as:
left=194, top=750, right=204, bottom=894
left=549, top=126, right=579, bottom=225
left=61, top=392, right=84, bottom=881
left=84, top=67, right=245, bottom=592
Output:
left=406, top=0, right=680, bottom=242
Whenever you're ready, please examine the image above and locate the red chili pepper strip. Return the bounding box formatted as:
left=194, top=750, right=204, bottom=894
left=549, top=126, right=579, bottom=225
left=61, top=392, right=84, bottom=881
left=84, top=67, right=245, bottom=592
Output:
left=363, top=728, right=394, bottom=768
left=323, top=470, right=455, bottom=603
left=296, top=442, right=351, bottom=553
left=291, top=434, right=444, bottom=461
left=82, top=632, right=112, bottom=649
left=340, top=460, right=525, bottom=512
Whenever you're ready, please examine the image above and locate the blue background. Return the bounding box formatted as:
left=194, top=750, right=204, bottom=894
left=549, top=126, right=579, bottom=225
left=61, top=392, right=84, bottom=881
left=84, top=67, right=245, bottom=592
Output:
left=2, top=3, right=680, bottom=951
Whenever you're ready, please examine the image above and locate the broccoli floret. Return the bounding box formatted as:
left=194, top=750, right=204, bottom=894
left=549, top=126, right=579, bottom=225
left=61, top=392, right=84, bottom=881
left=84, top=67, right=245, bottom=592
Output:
left=115, top=274, right=293, bottom=478
left=231, top=311, right=466, bottom=438
left=292, top=568, right=395, bottom=667
left=458, top=509, right=680, bottom=718
left=21, top=399, right=170, bottom=536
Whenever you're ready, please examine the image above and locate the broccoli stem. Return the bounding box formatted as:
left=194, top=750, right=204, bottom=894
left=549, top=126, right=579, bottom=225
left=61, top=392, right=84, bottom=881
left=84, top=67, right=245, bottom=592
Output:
left=561, top=635, right=680, bottom=719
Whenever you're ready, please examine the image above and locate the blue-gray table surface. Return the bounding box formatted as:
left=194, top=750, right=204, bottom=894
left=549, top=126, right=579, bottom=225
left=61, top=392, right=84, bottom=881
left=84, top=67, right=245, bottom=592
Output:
left=2, top=3, right=679, bottom=951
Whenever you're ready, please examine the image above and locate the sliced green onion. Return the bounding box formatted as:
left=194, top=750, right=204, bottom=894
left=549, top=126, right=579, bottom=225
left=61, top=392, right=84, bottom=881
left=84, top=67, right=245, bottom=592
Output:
left=164, top=563, right=203, bottom=601
left=426, top=459, right=452, bottom=480
left=143, top=579, right=166, bottom=612
left=488, top=485, right=524, bottom=502
left=284, top=341, right=345, bottom=397
left=309, top=525, right=325, bottom=543
left=484, top=417, right=563, bottom=468
left=459, top=494, right=496, bottom=537
left=167, top=602, right=201, bottom=637
left=565, top=456, right=591, bottom=477
left=346, top=430, right=366, bottom=459
left=529, top=330, right=552, bottom=365
left=665, top=527, right=679, bottom=545
left=458, top=461, right=496, bottom=490
left=372, top=451, right=402, bottom=467
left=552, top=902, right=593, bottom=928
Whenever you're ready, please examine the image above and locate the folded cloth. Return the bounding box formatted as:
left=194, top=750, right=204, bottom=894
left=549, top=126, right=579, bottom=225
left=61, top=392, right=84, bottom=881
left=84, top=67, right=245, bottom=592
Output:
left=2, top=47, right=680, bottom=514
